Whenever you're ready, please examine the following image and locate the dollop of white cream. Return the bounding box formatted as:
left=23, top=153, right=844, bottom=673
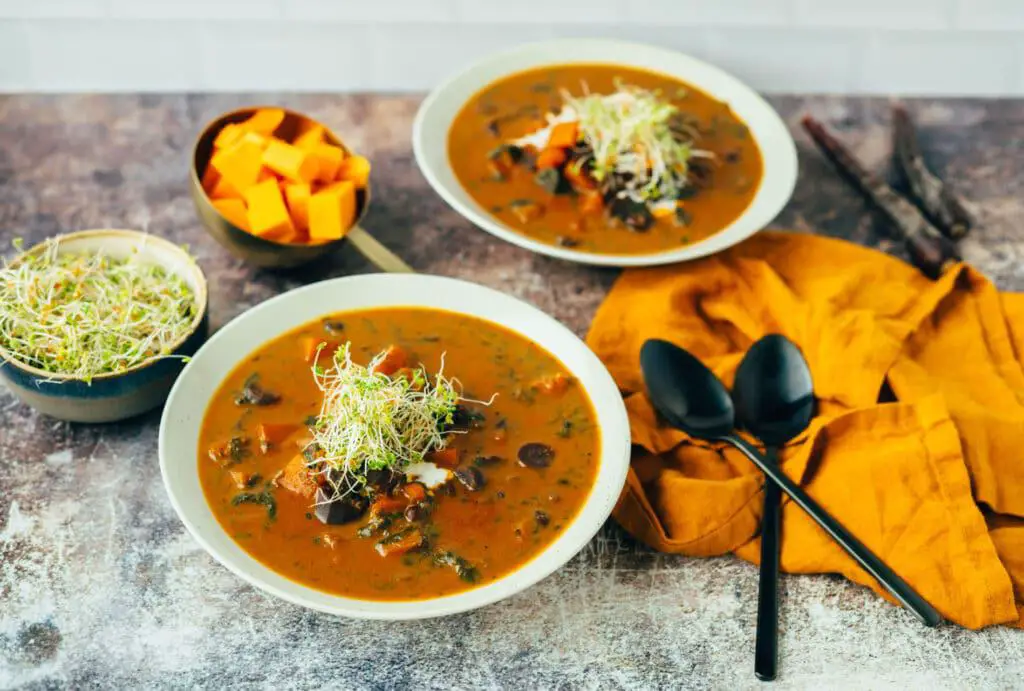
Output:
left=405, top=462, right=452, bottom=489
left=512, top=105, right=578, bottom=150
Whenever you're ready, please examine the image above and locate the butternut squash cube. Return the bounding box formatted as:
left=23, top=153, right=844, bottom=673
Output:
left=211, top=138, right=264, bottom=195
left=338, top=155, right=371, bottom=188
left=244, top=178, right=295, bottom=241
left=201, top=166, right=220, bottom=195
left=279, top=455, right=317, bottom=498
left=262, top=139, right=318, bottom=184
left=213, top=123, right=245, bottom=149
left=310, top=142, right=345, bottom=182
left=309, top=181, right=356, bottom=242
left=212, top=198, right=249, bottom=231
left=284, top=183, right=311, bottom=232
left=208, top=175, right=241, bottom=200
left=241, top=108, right=285, bottom=136
left=293, top=123, right=325, bottom=151
left=240, top=131, right=269, bottom=150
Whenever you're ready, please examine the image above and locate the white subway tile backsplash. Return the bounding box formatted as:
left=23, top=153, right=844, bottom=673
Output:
left=107, top=0, right=282, bottom=20
left=24, top=20, right=203, bottom=91
left=369, top=23, right=556, bottom=91
left=707, top=27, right=860, bottom=93
left=198, top=22, right=371, bottom=91
left=551, top=24, right=713, bottom=63
left=284, top=0, right=458, bottom=23
left=2, top=0, right=1024, bottom=94
left=0, top=20, right=31, bottom=90
left=0, top=0, right=106, bottom=19
left=625, top=0, right=794, bottom=26
left=860, top=31, right=1017, bottom=95
left=794, top=0, right=953, bottom=29
left=954, top=0, right=1024, bottom=30
left=456, top=0, right=621, bottom=24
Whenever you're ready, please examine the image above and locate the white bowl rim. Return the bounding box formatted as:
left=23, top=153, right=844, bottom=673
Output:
left=159, top=272, right=631, bottom=620
left=0, top=228, right=208, bottom=381
left=413, top=37, right=798, bottom=267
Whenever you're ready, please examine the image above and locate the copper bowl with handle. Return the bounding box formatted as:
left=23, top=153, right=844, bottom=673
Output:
left=190, top=106, right=411, bottom=272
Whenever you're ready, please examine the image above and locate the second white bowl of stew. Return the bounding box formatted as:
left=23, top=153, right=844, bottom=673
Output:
left=159, top=273, right=630, bottom=619
left=414, top=38, right=798, bottom=266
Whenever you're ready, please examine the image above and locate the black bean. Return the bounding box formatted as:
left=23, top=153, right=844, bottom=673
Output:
left=454, top=466, right=485, bottom=492
left=518, top=443, right=554, bottom=468
left=314, top=486, right=369, bottom=525
left=473, top=455, right=503, bottom=467
left=534, top=510, right=550, bottom=527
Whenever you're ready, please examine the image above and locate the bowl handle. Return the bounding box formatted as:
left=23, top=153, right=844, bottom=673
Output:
left=347, top=226, right=414, bottom=274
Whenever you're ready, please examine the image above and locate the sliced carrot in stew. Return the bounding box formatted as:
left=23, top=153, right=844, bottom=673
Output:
left=302, top=337, right=340, bottom=363
left=371, top=345, right=408, bottom=377
left=370, top=495, right=408, bottom=516
left=375, top=530, right=423, bottom=557
left=546, top=121, right=578, bottom=150
left=535, top=148, right=567, bottom=170
left=427, top=447, right=459, bottom=468
left=279, top=455, right=318, bottom=498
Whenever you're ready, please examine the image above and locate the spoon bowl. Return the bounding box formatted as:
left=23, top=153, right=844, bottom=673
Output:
left=639, top=339, right=736, bottom=437
left=733, top=334, right=815, bottom=447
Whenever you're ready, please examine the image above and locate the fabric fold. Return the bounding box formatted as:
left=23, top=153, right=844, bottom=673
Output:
left=587, top=231, right=1024, bottom=629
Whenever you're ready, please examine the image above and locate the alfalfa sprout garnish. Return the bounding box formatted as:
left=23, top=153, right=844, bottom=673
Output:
left=0, top=237, right=197, bottom=382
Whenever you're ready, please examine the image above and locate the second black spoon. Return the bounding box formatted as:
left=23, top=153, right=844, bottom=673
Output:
left=733, top=335, right=815, bottom=681
left=639, top=338, right=942, bottom=628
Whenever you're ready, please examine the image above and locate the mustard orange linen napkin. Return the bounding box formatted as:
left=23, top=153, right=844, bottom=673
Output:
left=587, top=231, right=1024, bottom=629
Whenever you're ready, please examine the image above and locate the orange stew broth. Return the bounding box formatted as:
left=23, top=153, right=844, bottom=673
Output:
left=198, top=307, right=600, bottom=600
left=448, top=64, right=764, bottom=255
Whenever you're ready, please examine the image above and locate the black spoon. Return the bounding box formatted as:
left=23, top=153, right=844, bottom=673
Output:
left=733, top=335, right=815, bottom=681
left=639, top=338, right=942, bottom=628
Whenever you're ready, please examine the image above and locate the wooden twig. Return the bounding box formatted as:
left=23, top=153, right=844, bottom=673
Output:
left=891, top=105, right=974, bottom=240
left=800, top=115, right=960, bottom=279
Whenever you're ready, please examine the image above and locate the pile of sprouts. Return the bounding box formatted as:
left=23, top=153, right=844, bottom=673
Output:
left=306, top=343, right=491, bottom=500
left=0, top=238, right=197, bottom=382
left=560, top=81, right=713, bottom=202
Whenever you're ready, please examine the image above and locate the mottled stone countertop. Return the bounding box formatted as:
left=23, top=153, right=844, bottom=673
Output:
left=2, top=94, right=1024, bottom=690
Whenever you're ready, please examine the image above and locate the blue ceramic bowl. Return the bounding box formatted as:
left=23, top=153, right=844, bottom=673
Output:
left=0, top=229, right=209, bottom=423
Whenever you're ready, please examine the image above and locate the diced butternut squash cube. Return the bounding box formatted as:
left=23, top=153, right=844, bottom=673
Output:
left=241, top=108, right=285, bottom=136
left=308, top=181, right=356, bottom=242
left=213, top=123, right=245, bottom=149
left=244, top=178, right=295, bottom=241
left=284, top=183, right=311, bottom=232
left=241, top=131, right=269, bottom=150
left=257, top=422, right=298, bottom=453
left=293, top=123, right=325, bottom=151
left=201, top=166, right=220, bottom=195
left=310, top=142, right=345, bottom=182
left=338, top=155, right=371, bottom=188
left=212, top=198, right=249, bottom=231
left=211, top=138, right=265, bottom=195
left=209, top=175, right=241, bottom=200
left=370, top=344, right=408, bottom=376
left=546, top=121, right=579, bottom=149
left=301, top=337, right=340, bottom=363
left=262, top=139, right=318, bottom=184
left=279, top=455, right=317, bottom=498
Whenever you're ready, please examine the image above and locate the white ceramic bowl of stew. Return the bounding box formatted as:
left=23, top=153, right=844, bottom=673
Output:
left=159, top=273, right=630, bottom=619
left=413, top=38, right=798, bottom=267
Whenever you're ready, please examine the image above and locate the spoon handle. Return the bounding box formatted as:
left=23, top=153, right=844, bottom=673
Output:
left=754, top=446, right=781, bottom=681
left=724, top=434, right=942, bottom=627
